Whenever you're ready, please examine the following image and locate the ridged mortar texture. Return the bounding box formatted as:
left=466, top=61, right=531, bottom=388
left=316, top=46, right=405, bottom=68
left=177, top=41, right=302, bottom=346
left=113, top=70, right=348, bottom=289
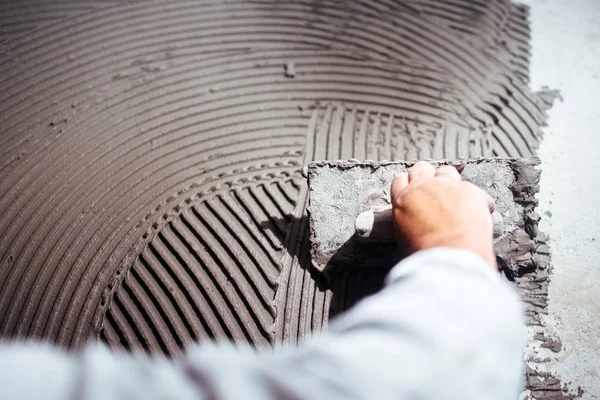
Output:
left=0, top=0, right=566, bottom=398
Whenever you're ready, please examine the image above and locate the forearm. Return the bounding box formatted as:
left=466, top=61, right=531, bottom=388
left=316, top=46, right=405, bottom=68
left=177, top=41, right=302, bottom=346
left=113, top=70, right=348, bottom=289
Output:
left=0, top=248, right=525, bottom=400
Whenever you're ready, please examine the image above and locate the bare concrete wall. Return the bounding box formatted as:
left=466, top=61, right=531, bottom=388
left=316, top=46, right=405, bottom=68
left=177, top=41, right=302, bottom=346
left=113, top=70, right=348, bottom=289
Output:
left=521, top=1, right=600, bottom=398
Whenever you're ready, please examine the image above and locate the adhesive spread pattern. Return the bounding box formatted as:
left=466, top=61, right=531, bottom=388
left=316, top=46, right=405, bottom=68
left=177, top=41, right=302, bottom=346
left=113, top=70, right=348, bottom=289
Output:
left=0, top=0, right=552, bottom=363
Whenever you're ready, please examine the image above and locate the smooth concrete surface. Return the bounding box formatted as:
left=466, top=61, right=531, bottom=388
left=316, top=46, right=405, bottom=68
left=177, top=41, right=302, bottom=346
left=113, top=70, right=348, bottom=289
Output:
left=522, top=0, right=600, bottom=397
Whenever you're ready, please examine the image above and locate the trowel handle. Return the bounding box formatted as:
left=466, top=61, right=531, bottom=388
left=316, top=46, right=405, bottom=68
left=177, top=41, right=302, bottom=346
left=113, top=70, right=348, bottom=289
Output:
left=354, top=205, right=395, bottom=242
left=355, top=205, right=504, bottom=242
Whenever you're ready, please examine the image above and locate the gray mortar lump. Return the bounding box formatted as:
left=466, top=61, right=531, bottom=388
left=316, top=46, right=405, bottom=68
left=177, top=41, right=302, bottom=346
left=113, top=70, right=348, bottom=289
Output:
left=308, top=158, right=540, bottom=276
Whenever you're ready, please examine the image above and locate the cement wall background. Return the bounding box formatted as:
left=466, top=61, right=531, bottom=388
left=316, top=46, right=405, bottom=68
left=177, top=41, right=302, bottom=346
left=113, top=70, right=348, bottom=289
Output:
left=522, top=0, right=600, bottom=397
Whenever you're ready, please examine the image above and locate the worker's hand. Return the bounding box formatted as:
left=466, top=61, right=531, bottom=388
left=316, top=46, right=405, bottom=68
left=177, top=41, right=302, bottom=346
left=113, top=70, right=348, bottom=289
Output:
left=391, top=161, right=497, bottom=269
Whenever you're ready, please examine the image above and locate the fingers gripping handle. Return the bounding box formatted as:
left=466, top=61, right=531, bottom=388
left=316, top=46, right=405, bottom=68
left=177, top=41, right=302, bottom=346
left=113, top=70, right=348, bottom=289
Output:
left=355, top=205, right=504, bottom=242
left=354, top=205, right=395, bottom=242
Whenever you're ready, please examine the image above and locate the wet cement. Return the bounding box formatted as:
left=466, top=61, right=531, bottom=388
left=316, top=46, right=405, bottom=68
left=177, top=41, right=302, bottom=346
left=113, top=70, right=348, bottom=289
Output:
left=0, top=0, right=563, bottom=397
left=308, top=158, right=538, bottom=275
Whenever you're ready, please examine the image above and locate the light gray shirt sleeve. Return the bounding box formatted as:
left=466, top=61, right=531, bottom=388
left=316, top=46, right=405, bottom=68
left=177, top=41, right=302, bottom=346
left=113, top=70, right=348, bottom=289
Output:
left=0, top=248, right=525, bottom=400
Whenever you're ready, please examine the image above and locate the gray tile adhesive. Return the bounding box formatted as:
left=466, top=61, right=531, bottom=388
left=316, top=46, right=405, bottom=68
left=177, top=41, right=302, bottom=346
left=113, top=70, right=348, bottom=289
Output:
left=0, top=0, right=567, bottom=398
left=307, top=158, right=540, bottom=276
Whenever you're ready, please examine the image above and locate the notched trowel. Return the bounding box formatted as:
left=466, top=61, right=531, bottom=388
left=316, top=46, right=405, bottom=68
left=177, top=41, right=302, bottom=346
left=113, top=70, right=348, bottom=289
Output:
left=307, top=157, right=541, bottom=277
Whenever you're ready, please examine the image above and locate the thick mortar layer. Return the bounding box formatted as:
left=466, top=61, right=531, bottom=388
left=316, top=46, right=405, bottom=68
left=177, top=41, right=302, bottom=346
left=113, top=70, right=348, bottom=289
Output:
left=308, top=158, right=532, bottom=273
